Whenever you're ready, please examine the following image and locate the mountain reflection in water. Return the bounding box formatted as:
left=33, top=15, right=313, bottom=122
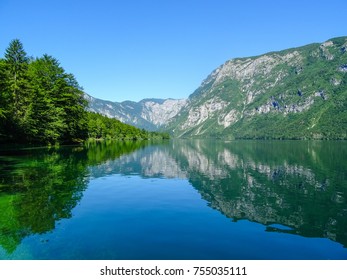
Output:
left=0, top=140, right=346, bottom=259
left=87, top=140, right=347, bottom=248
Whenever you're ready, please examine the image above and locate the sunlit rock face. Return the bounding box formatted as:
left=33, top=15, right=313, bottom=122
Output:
left=86, top=37, right=347, bottom=139
left=85, top=93, right=187, bottom=131
left=165, top=37, right=347, bottom=139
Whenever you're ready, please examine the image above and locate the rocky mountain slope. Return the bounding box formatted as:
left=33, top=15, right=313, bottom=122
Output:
left=85, top=94, right=187, bottom=131
left=167, top=36, right=347, bottom=139
left=87, top=36, right=347, bottom=139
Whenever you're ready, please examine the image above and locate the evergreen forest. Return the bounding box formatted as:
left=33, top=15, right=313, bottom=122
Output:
left=0, top=39, right=169, bottom=145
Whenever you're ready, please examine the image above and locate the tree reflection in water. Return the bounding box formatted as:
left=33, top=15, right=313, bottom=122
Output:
left=0, top=141, right=151, bottom=253
left=0, top=140, right=346, bottom=257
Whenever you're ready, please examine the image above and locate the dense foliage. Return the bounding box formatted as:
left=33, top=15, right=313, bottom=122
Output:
left=87, top=112, right=169, bottom=140
left=0, top=39, right=168, bottom=145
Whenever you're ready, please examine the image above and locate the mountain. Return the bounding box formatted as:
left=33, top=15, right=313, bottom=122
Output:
left=87, top=36, right=347, bottom=139
left=167, top=36, right=347, bottom=139
left=85, top=94, right=187, bottom=131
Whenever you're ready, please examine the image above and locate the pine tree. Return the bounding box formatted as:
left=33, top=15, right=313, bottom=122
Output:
left=4, top=39, right=29, bottom=115
left=3, top=39, right=31, bottom=139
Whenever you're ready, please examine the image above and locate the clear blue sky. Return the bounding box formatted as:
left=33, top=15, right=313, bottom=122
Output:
left=1, top=0, right=346, bottom=102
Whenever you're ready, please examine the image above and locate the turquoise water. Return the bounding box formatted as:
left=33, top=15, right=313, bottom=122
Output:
left=0, top=140, right=347, bottom=259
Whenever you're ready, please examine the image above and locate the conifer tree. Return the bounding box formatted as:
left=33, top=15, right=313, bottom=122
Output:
left=3, top=39, right=31, bottom=138
left=4, top=39, right=29, bottom=114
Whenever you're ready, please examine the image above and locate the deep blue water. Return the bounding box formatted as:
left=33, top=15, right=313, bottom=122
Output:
left=1, top=140, right=346, bottom=259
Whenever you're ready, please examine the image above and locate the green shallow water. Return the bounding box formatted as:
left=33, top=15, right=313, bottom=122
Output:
left=0, top=140, right=346, bottom=259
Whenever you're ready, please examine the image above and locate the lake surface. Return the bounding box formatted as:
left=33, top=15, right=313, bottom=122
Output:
left=0, top=140, right=347, bottom=260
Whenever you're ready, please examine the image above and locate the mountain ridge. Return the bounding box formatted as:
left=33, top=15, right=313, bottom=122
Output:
left=85, top=93, right=187, bottom=131
left=87, top=36, right=347, bottom=139
left=167, top=36, right=347, bottom=139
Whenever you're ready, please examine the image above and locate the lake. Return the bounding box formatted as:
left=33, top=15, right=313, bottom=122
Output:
left=0, top=140, right=346, bottom=260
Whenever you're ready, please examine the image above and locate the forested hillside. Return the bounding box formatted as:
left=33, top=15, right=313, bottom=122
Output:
left=87, top=112, right=169, bottom=140
left=0, top=39, right=168, bottom=145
